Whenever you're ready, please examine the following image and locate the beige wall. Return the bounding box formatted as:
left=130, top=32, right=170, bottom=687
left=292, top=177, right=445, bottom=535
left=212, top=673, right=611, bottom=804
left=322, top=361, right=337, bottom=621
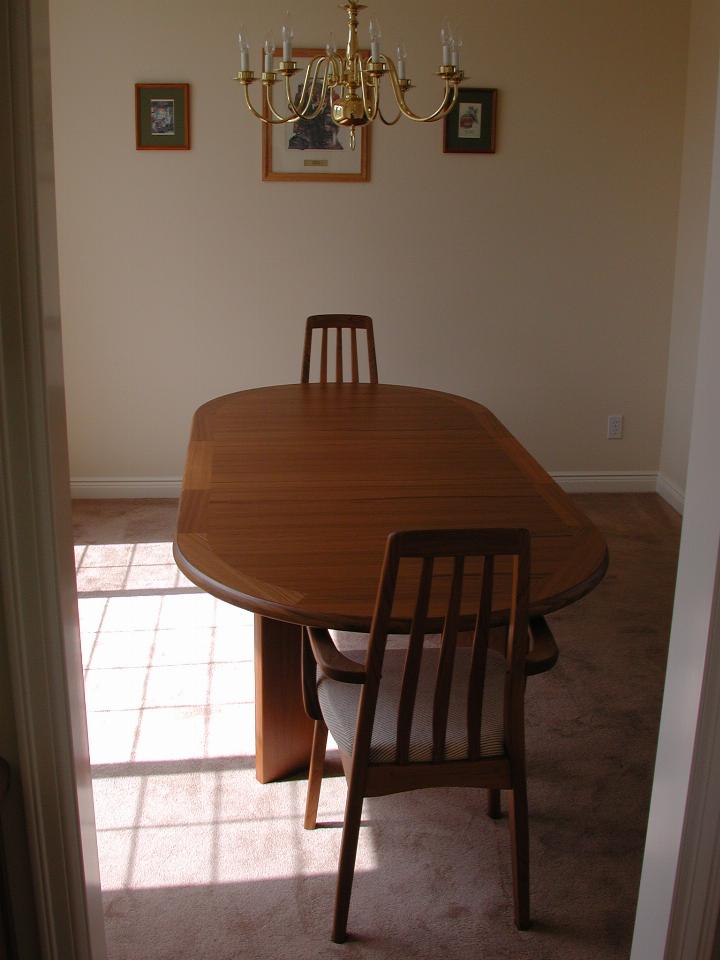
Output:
left=658, top=0, right=720, bottom=508
left=50, top=0, right=690, bottom=482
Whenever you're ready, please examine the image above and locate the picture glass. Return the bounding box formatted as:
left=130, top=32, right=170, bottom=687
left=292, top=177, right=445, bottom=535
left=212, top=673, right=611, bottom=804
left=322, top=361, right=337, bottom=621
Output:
left=287, top=81, right=343, bottom=151
left=269, top=83, right=362, bottom=175
left=457, top=102, right=482, bottom=139
left=150, top=99, right=176, bottom=136
left=263, top=49, right=369, bottom=181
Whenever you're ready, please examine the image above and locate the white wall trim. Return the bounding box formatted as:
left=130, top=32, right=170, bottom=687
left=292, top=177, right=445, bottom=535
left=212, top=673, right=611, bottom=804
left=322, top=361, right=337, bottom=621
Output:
left=552, top=471, right=658, bottom=494
left=656, top=473, right=686, bottom=514
left=70, top=471, right=663, bottom=500
left=71, top=477, right=183, bottom=498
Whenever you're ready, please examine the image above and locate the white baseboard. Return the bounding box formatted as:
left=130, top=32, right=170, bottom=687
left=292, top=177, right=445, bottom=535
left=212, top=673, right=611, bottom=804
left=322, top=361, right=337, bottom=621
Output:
left=70, top=471, right=670, bottom=501
left=71, top=477, right=182, bottom=499
left=551, top=471, right=658, bottom=494
left=655, top=473, right=686, bottom=514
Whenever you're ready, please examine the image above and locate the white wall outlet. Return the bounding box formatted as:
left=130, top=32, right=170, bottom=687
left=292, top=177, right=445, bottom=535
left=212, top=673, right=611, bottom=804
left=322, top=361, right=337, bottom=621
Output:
left=607, top=414, right=624, bottom=439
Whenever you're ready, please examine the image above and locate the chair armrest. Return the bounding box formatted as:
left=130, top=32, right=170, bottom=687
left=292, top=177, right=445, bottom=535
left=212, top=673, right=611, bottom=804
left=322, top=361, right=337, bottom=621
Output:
left=525, top=617, right=559, bottom=676
left=302, top=629, right=322, bottom=720
left=307, top=628, right=367, bottom=684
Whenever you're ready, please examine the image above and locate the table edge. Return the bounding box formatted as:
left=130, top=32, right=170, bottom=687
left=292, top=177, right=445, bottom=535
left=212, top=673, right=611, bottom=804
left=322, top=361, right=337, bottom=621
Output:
left=173, top=540, right=609, bottom=632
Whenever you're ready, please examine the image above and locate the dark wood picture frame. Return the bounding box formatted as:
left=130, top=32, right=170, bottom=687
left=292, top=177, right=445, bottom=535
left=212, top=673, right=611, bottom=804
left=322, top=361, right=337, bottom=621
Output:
left=262, top=49, right=370, bottom=182
left=135, top=83, right=191, bottom=151
left=443, top=87, right=497, bottom=154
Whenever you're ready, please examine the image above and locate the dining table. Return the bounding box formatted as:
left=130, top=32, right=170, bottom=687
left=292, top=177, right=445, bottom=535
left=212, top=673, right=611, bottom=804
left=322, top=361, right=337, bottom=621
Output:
left=173, top=383, right=608, bottom=783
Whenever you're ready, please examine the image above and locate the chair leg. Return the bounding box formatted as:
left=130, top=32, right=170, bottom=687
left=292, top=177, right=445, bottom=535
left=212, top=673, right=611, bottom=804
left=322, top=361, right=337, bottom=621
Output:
left=487, top=788, right=501, bottom=819
left=304, top=719, right=328, bottom=830
left=508, top=781, right=530, bottom=930
left=332, top=773, right=365, bottom=943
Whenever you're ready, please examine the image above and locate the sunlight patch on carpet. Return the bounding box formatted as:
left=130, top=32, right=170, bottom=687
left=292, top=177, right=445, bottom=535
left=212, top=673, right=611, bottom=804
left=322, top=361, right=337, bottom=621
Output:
left=77, top=541, right=256, bottom=766
left=76, top=541, right=374, bottom=898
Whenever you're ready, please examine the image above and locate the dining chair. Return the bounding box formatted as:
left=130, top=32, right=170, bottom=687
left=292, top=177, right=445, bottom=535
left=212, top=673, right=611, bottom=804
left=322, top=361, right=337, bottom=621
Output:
left=301, top=527, right=539, bottom=943
left=301, top=314, right=378, bottom=384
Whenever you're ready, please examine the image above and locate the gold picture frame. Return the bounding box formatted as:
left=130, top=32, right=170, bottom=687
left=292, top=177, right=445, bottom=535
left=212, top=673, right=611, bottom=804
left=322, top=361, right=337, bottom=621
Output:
left=262, top=48, right=370, bottom=182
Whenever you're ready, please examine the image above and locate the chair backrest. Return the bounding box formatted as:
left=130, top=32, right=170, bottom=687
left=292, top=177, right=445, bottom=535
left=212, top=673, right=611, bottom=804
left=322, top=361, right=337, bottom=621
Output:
left=301, top=314, right=378, bottom=384
left=357, top=529, right=531, bottom=766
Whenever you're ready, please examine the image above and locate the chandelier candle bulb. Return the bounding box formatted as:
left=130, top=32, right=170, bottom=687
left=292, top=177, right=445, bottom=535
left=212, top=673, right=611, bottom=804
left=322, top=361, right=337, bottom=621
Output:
left=281, top=15, right=293, bottom=62
left=451, top=34, right=462, bottom=68
left=263, top=37, right=274, bottom=73
left=238, top=28, right=250, bottom=72
left=441, top=21, right=452, bottom=65
left=369, top=17, right=382, bottom=61
left=396, top=43, right=407, bottom=80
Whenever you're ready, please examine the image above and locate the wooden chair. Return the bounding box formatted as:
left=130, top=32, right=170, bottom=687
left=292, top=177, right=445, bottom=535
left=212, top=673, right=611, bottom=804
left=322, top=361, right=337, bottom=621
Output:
left=301, top=315, right=378, bottom=384
left=302, top=527, right=542, bottom=943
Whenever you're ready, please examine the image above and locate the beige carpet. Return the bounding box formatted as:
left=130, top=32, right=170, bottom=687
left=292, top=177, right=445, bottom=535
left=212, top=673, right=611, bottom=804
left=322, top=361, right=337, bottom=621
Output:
left=73, top=494, right=680, bottom=960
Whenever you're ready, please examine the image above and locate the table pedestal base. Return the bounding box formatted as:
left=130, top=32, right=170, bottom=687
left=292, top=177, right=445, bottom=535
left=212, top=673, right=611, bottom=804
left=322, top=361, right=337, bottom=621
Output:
left=254, top=615, right=315, bottom=783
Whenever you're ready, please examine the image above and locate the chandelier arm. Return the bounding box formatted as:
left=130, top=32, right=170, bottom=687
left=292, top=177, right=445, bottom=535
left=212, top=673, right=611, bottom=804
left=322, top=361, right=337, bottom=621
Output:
left=428, top=83, right=461, bottom=121
left=288, top=57, right=327, bottom=117
left=283, top=70, right=309, bottom=120
left=378, top=102, right=402, bottom=125
left=264, top=82, right=300, bottom=123
left=398, top=80, right=458, bottom=122
left=329, top=54, right=344, bottom=86
left=242, top=83, right=295, bottom=124
left=292, top=62, right=335, bottom=121
left=356, top=54, right=380, bottom=122
left=385, top=57, right=460, bottom=122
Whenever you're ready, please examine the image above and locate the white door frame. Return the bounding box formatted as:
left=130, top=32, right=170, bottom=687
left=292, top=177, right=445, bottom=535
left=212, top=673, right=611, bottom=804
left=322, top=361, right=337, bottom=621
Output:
left=631, top=53, right=720, bottom=960
left=0, top=0, right=105, bottom=957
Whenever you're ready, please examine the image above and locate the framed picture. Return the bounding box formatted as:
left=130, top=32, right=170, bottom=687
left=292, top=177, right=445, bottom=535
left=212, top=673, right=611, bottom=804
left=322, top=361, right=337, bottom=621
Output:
left=135, top=83, right=191, bottom=150
left=443, top=88, right=497, bottom=154
left=262, top=48, right=370, bottom=182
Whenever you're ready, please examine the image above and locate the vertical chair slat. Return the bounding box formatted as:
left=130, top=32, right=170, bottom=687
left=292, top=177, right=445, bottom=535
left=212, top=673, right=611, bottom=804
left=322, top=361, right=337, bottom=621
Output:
left=467, top=555, right=494, bottom=759
left=366, top=326, right=379, bottom=384
left=301, top=316, right=378, bottom=384
left=336, top=328, right=344, bottom=383
left=301, top=320, right=312, bottom=383
left=320, top=328, right=328, bottom=383
left=351, top=328, right=359, bottom=382
left=432, top=555, right=464, bottom=761
left=396, top=556, right=434, bottom=763
left=504, top=543, right=531, bottom=758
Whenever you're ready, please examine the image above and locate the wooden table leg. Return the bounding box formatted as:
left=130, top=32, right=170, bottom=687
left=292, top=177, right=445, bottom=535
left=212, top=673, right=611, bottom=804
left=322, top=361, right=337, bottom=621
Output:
left=254, top=615, right=315, bottom=783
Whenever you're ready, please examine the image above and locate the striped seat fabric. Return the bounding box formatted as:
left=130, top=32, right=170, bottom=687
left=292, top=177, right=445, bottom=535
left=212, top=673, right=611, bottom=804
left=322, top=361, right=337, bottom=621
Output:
left=318, top=646, right=506, bottom=763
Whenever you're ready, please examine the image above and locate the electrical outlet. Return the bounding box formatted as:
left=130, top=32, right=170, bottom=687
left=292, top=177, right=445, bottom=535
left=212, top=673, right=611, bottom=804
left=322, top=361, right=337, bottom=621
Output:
left=607, top=415, right=624, bottom=439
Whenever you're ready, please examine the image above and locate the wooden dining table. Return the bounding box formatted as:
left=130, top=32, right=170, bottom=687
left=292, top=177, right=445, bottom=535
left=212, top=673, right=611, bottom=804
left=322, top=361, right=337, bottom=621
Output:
left=173, top=383, right=608, bottom=782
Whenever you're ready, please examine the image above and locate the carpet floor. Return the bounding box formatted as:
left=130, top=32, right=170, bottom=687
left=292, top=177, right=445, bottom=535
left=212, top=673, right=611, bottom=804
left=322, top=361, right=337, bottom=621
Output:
left=72, top=493, right=681, bottom=960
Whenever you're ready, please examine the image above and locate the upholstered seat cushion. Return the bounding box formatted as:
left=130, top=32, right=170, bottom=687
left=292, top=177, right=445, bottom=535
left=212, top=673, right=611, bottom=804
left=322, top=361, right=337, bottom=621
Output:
left=317, top=646, right=506, bottom=764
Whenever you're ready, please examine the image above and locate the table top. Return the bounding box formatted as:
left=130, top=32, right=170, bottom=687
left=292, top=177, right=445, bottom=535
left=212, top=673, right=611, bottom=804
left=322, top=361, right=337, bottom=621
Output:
left=174, top=384, right=608, bottom=631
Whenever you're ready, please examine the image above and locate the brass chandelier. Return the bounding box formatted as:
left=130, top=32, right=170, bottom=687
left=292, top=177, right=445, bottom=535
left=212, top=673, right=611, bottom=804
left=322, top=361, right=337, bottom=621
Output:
left=235, top=1, right=465, bottom=149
